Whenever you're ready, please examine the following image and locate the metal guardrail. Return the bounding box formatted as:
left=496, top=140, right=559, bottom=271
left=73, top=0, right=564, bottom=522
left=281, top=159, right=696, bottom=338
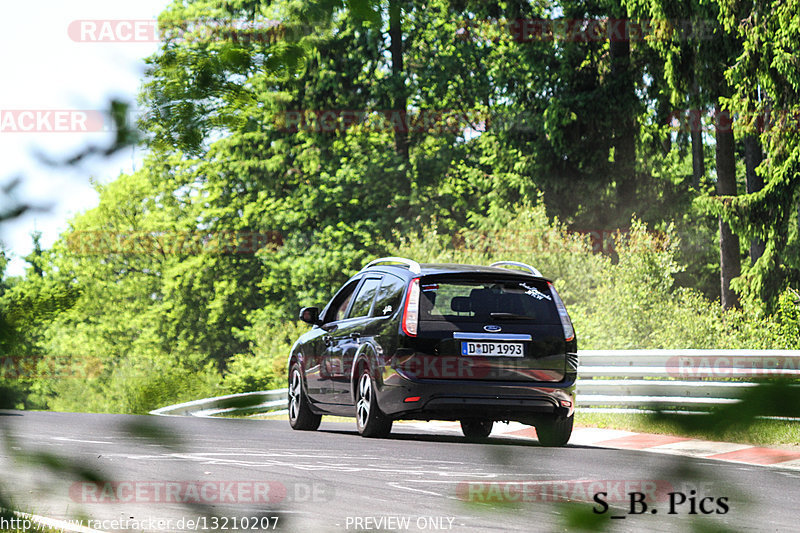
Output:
left=151, top=350, right=800, bottom=417
left=150, top=389, right=288, bottom=418
left=577, top=349, right=800, bottom=411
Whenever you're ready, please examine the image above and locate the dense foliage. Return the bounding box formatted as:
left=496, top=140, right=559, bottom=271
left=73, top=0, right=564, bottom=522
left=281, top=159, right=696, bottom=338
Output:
left=1, top=0, right=798, bottom=413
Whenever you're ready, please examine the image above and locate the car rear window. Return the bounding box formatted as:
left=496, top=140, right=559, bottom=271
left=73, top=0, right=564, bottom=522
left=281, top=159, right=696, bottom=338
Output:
left=418, top=278, right=560, bottom=324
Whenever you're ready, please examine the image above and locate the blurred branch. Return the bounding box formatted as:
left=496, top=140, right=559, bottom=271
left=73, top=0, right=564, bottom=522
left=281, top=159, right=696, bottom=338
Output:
left=33, top=100, right=140, bottom=167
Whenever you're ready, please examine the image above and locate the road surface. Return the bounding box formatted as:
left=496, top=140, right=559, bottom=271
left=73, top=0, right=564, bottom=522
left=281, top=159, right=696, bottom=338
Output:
left=0, top=411, right=797, bottom=532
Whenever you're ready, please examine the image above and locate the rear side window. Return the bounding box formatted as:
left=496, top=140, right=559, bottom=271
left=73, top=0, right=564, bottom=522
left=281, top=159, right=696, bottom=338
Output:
left=372, top=274, right=406, bottom=317
left=347, top=277, right=382, bottom=318
left=418, top=279, right=560, bottom=324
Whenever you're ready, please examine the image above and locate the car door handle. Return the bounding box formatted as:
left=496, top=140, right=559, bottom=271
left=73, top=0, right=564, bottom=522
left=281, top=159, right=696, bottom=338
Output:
left=323, top=335, right=333, bottom=346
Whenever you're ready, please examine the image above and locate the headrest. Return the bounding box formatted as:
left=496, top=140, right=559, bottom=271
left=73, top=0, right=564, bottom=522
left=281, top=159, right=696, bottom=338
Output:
left=450, top=296, right=472, bottom=313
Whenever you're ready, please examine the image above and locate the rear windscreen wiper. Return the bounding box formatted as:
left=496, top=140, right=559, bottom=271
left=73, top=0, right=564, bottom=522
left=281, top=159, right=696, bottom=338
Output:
left=490, top=312, right=531, bottom=320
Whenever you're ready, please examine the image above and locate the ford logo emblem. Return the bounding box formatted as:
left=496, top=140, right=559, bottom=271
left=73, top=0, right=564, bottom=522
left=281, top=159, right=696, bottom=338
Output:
left=484, top=325, right=502, bottom=332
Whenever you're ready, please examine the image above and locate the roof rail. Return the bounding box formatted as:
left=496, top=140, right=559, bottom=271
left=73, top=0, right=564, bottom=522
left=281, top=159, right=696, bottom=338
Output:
left=362, top=257, right=422, bottom=275
left=490, top=261, right=543, bottom=278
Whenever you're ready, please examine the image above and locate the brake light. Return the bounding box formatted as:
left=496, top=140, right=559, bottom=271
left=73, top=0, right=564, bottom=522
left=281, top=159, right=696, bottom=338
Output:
left=402, top=278, right=420, bottom=337
left=548, top=282, right=575, bottom=342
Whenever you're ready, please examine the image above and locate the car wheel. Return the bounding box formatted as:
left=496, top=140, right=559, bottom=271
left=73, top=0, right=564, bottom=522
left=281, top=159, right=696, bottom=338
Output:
left=535, top=414, right=573, bottom=447
left=355, top=368, right=392, bottom=438
left=460, top=419, right=493, bottom=440
left=288, top=364, right=321, bottom=431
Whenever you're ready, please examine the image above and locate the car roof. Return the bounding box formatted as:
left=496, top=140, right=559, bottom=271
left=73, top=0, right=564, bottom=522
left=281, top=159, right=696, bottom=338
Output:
left=362, top=262, right=549, bottom=281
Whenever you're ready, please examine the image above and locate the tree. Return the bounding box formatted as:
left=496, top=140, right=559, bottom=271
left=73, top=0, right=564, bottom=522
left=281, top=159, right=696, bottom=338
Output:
left=714, top=103, right=741, bottom=309
left=625, top=0, right=744, bottom=308
left=717, top=0, right=800, bottom=310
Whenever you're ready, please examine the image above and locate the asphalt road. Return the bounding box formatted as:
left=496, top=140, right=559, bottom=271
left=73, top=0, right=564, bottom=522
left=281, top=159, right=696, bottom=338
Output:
left=0, top=411, right=798, bottom=532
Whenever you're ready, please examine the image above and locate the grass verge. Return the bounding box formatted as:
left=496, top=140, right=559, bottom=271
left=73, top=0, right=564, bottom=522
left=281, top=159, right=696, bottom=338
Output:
left=575, top=411, right=800, bottom=448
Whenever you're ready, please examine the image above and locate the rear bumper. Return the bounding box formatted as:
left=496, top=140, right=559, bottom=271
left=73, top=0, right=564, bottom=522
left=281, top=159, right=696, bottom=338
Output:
left=378, top=369, right=577, bottom=422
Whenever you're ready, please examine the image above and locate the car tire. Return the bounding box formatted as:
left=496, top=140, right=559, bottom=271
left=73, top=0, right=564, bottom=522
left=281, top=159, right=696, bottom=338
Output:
left=355, top=367, right=393, bottom=438
left=460, top=419, right=493, bottom=440
left=288, top=364, right=322, bottom=431
left=535, top=414, right=573, bottom=447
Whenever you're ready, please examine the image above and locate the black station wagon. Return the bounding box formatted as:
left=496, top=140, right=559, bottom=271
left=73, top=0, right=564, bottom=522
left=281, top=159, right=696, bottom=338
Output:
left=288, top=257, right=578, bottom=446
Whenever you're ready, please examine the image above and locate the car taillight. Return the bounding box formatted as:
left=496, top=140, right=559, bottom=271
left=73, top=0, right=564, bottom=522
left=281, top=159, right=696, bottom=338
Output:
left=548, top=281, right=575, bottom=342
left=402, top=278, right=420, bottom=337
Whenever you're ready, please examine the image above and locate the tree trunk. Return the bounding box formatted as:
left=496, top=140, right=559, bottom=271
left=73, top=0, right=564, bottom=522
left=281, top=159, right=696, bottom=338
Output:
left=689, top=81, right=705, bottom=188
left=690, top=113, right=705, bottom=187
left=744, top=134, right=765, bottom=264
left=389, top=0, right=408, bottom=167
left=610, top=37, right=637, bottom=218
left=715, top=104, right=741, bottom=309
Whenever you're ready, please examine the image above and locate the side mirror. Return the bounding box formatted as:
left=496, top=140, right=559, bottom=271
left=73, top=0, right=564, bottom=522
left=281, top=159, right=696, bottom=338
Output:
left=299, top=306, right=321, bottom=325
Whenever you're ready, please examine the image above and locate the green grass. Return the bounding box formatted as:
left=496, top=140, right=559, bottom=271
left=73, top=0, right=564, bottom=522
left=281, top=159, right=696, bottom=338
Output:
left=575, top=411, right=800, bottom=447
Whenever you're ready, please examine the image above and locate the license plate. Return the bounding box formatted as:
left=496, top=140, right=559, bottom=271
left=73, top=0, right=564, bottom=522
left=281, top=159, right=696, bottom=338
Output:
left=461, top=341, right=524, bottom=357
